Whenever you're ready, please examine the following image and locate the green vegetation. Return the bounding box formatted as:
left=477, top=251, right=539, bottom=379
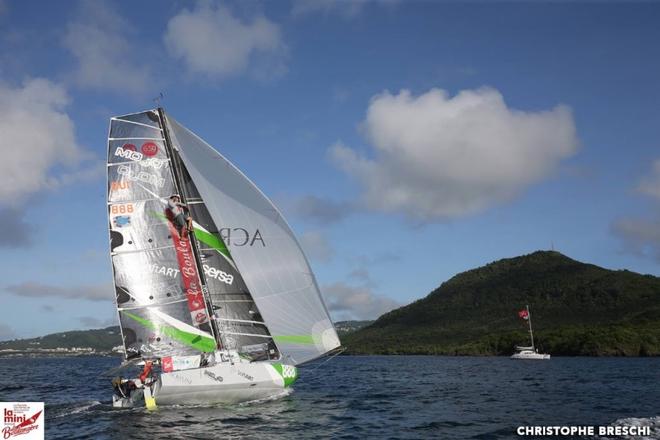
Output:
left=0, top=327, right=122, bottom=352
left=344, top=251, right=660, bottom=356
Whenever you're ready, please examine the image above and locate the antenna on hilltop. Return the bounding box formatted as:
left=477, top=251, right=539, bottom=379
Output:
left=153, top=92, right=164, bottom=107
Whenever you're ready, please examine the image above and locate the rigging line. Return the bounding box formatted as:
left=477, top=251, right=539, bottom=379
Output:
left=111, top=118, right=164, bottom=131
left=298, top=347, right=346, bottom=378
left=109, top=137, right=165, bottom=141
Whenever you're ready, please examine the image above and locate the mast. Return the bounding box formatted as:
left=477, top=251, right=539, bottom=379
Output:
left=526, top=304, right=535, bottom=350
left=157, top=107, right=224, bottom=350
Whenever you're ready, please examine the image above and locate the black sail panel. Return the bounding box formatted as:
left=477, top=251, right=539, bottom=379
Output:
left=172, top=147, right=279, bottom=361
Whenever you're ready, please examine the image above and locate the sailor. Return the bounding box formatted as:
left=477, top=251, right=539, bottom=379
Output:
left=166, top=194, right=193, bottom=238
left=139, top=360, right=154, bottom=385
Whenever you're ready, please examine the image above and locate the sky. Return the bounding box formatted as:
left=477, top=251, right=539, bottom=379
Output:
left=1, top=0, right=660, bottom=339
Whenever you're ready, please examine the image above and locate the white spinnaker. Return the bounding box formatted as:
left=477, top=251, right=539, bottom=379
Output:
left=165, top=114, right=340, bottom=365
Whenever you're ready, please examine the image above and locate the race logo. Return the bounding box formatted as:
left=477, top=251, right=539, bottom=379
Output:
left=141, top=142, right=159, bottom=157
left=115, top=145, right=142, bottom=162
left=112, top=215, right=131, bottom=228
left=1, top=402, right=44, bottom=439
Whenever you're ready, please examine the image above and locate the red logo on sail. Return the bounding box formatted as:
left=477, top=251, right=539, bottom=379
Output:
left=518, top=309, right=529, bottom=320
left=141, top=142, right=159, bottom=157
left=166, top=222, right=208, bottom=326
left=122, top=143, right=137, bottom=151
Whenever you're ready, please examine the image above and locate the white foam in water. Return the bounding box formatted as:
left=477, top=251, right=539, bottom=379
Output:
left=52, top=401, right=102, bottom=418
left=239, top=388, right=293, bottom=406
left=597, top=416, right=660, bottom=440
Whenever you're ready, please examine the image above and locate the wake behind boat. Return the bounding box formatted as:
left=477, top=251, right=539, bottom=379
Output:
left=511, top=305, right=550, bottom=360
left=106, top=108, right=340, bottom=408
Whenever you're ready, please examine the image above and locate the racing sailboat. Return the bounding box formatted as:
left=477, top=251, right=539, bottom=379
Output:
left=106, top=108, right=341, bottom=408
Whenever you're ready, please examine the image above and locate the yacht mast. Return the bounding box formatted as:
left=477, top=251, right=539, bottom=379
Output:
left=526, top=304, right=535, bottom=350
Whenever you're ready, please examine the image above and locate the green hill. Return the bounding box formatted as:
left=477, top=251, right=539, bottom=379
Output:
left=343, top=251, right=660, bottom=356
left=0, top=327, right=122, bottom=353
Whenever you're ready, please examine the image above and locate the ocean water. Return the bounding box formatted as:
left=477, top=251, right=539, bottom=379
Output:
left=0, top=355, right=659, bottom=439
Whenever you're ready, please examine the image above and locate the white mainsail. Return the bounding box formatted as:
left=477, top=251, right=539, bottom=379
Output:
left=164, top=114, right=341, bottom=365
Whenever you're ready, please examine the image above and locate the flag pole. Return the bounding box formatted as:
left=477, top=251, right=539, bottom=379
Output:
left=527, top=304, right=535, bottom=351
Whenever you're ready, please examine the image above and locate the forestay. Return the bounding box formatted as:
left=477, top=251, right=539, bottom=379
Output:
left=164, top=113, right=341, bottom=365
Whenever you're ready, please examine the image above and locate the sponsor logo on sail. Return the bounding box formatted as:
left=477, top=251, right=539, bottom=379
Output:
left=117, top=164, right=165, bottom=188
left=114, top=147, right=167, bottom=169
left=219, top=228, right=265, bottom=247
left=115, top=146, right=143, bottom=161
left=141, top=142, right=159, bottom=157
left=112, top=215, right=131, bottom=228
left=1, top=402, right=44, bottom=439
left=203, top=265, right=234, bottom=286
left=110, top=181, right=130, bottom=191
left=149, top=264, right=180, bottom=278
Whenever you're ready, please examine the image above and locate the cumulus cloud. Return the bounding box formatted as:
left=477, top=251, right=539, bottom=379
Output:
left=5, top=282, right=112, bottom=302
left=0, top=207, right=33, bottom=248
left=331, top=87, right=579, bottom=221
left=613, top=161, right=660, bottom=261
left=323, top=282, right=400, bottom=320
left=62, top=0, right=151, bottom=93
left=0, top=78, right=94, bottom=204
left=637, top=160, right=660, bottom=200
left=291, top=195, right=355, bottom=225
left=164, top=2, right=287, bottom=80
left=291, top=0, right=367, bottom=19
left=299, top=231, right=335, bottom=263
left=612, top=218, right=660, bottom=260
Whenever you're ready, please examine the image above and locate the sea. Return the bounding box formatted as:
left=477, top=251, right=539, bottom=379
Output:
left=0, top=355, right=659, bottom=439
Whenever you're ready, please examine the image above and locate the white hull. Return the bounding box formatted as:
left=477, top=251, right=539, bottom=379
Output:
left=511, top=350, right=550, bottom=360
left=113, top=359, right=297, bottom=408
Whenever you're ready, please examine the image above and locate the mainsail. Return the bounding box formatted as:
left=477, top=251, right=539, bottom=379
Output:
left=164, top=113, right=341, bottom=365
left=107, top=110, right=217, bottom=360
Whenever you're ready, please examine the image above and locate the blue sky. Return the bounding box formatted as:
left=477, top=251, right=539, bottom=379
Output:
left=1, top=0, right=660, bottom=339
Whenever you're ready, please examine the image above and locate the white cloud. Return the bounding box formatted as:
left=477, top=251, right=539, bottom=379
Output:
left=164, top=2, right=287, bottom=79
left=291, top=0, right=366, bottom=19
left=0, top=323, right=15, bottom=341
left=5, top=282, right=112, bottom=302
left=299, top=231, right=334, bottom=263
left=323, top=282, right=400, bottom=320
left=637, top=160, right=660, bottom=200
left=0, top=78, right=94, bottom=204
left=613, top=160, right=660, bottom=260
left=291, top=195, right=355, bottom=224
left=612, top=218, right=660, bottom=260
left=62, top=0, right=151, bottom=93
left=331, top=87, right=578, bottom=221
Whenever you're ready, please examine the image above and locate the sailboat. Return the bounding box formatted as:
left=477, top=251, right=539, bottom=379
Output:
left=511, top=305, right=550, bottom=360
left=106, top=108, right=341, bottom=408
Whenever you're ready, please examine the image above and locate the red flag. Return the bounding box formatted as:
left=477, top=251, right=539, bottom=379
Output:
left=518, top=309, right=529, bottom=320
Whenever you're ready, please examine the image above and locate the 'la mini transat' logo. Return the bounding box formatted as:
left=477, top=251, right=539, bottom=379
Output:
left=1, top=402, right=44, bottom=439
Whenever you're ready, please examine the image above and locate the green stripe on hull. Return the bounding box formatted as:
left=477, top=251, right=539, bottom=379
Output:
left=271, top=363, right=298, bottom=387
left=123, top=311, right=216, bottom=352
